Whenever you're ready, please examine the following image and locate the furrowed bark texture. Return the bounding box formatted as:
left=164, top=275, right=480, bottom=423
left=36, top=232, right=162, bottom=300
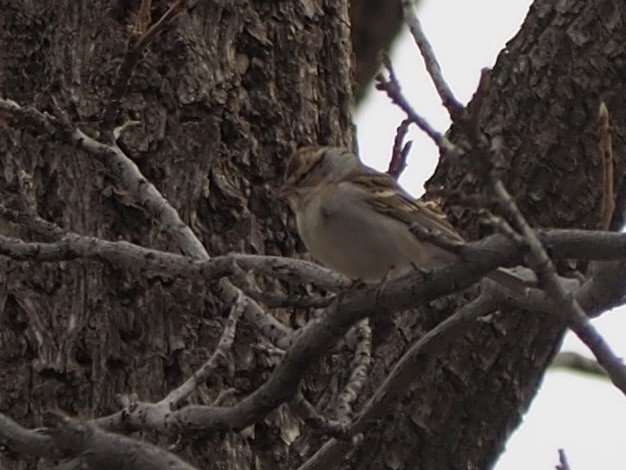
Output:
left=0, top=1, right=352, bottom=468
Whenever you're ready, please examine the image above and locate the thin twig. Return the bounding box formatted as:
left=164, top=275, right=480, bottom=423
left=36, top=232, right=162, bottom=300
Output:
left=162, top=291, right=245, bottom=407
left=0, top=96, right=293, bottom=349
left=387, top=119, right=412, bottom=179
left=376, top=60, right=439, bottom=144
left=298, top=291, right=500, bottom=470
left=0, top=205, right=65, bottom=239
left=400, top=0, right=463, bottom=116
left=291, top=392, right=350, bottom=439
left=100, top=0, right=187, bottom=140
left=493, top=179, right=626, bottom=396
left=551, top=351, right=608, bottom=379
left=556, top=449, right=571, bottom=470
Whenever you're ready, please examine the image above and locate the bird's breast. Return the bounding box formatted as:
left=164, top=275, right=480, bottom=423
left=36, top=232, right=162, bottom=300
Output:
left=295, top=194, right=450, bottom=280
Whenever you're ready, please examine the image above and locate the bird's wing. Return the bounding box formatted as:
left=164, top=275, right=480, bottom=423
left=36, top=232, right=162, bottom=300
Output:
left=349, top=167, right=462, bottom=240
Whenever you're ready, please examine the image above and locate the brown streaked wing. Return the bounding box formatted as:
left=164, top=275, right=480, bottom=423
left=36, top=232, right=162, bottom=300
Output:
left=351, top=168, right=462, bottom=240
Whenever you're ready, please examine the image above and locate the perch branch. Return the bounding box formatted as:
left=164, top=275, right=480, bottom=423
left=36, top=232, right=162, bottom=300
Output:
left=0, top=230, right=347, bottom=292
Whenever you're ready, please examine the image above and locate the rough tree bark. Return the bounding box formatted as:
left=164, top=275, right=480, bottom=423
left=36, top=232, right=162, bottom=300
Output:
left=0, top=1, right=353, bottom=468
left=0, top=0, right=623, bottom=469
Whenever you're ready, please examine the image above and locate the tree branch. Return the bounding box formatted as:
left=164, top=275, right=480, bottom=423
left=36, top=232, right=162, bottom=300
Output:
left=400, top=0, right=463, bottom=116
left=298, top=290, right=502, bottom=470
left=493, top=179, right=626, bottom=396
left=0, top=96, right=292, bottom=349
left=50, top=416, right=198, bottom=470
left=551, top=351, right=608, bottom=379
left=0, top=230, right=347, bottom=292
left=4, top=229, right=626, bottom=281
left=0, top=412, right=56, bottom=458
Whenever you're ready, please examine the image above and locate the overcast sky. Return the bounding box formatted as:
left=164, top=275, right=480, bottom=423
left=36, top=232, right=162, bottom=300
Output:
left=355, top=1, right=626, bottom=468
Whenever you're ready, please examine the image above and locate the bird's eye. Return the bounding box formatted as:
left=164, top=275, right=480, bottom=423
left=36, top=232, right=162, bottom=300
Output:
left=294, top=152, right=326, bottom=187
left=293, top=170, right=311, bottom=186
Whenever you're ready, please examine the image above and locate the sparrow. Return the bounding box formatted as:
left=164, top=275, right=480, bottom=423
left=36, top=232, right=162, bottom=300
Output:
left=278, top=145, right=527, bottom=294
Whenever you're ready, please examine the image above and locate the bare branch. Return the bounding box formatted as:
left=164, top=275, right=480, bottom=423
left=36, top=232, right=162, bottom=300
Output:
left=0, top=96, right=292, bottom=350
left=5, top=224, right=626, bottom=269
left=400, top=0, right=463, bottom=116
left=493, top=179, right=626, bottom=396
left=215, top=279, right=292, bottom=349
left=100, top=0, right=187, bottom=140
left=551, top=351, right=608, bottom=379
left=51, top=416, right=198, bottom=470
left=298, top=291, right=501, bottom=470
left=87, top=234, right=626, bottom=438
left=556, top=449, right=571, bottom=470
left=0, top=205, right=65, bottom=239
left=92, top=253, right=515, bottom=435
left=162, top=291, right=245, bottom=407
left=387, top=119, right=412, bottom=179
left=375, top=59, right=462, bottom=157
left=5, top=91, right=626, bottom=440
left=0, top=231, right=347, bottom=292
left=577, top=260, right=626, bottom=318
left=291, top=392, right=350, bottom=439
left=0, top=96, right=207, bottom=258
left=0, top=412, right=56, bottom=458
left=5, top=215, right=626, bottom=318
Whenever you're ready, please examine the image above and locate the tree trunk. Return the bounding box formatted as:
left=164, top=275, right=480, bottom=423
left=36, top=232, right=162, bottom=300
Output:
left=0, top=1, right=352, bottom=468
left=0, top=0, right=623, bottom=469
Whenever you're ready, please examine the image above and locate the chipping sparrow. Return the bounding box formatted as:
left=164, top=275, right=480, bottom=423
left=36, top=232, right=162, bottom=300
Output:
left=279, top=146, right=527, bottom=294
